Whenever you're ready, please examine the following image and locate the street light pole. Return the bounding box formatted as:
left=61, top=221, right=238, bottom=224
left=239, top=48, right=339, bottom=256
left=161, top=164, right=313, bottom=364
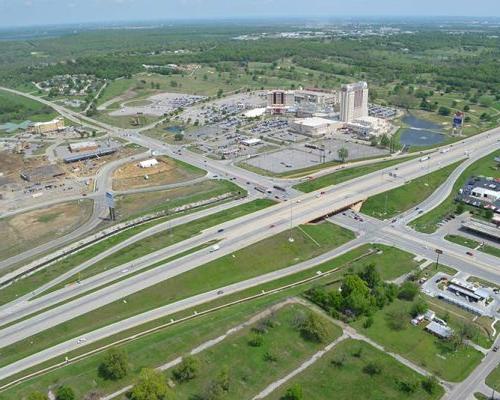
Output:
left=289, top=201, right=294, bottom=243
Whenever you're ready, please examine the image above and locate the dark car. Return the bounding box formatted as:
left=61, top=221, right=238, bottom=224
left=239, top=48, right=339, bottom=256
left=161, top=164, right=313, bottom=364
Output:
left=217, top=228, right=224, bottom=233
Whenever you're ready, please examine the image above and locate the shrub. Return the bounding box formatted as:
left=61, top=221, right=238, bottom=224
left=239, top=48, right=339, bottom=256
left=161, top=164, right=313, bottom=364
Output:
left=398, top=282, right=419, bottom=301
left=281, top=384, right=303, bottom=400
left=248, top=333, right=264, bottom=347
left=363, top=316, right=374, bottom=329
left=363, top=361, right=383, bottom=376
left=172, top=356, right=200, bottom=383
left=55, top=386, right=75, bottom=400
left=421, top=375, right=440, bottom=394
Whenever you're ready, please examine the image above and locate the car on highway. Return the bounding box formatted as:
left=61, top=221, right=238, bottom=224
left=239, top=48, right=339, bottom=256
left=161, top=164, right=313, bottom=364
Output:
left=217, top=228, right=224, bottom=233
left=269, top=224, right=276, bottom=228
left=466, top=251, right=474, bottom=256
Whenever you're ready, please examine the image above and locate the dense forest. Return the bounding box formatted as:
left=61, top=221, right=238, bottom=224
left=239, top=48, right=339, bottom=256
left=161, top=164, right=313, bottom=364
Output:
left=0, top=22, right=498, bottom=96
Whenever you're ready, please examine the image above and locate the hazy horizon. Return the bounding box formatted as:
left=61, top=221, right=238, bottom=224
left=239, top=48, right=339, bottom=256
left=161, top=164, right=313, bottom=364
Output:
left=1, top=0, right=499, bottom=28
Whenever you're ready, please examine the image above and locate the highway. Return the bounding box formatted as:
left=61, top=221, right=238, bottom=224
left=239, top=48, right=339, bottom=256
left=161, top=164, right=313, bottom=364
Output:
left=0, top=128, right=498, bottom=351
left=0, top=86, right=499, bottom=396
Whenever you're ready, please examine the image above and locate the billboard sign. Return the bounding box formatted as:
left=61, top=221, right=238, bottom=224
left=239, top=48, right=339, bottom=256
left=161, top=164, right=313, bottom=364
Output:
left=453, top=112, right=464, bottom=128
left=105, top=191, right=115, bottom=208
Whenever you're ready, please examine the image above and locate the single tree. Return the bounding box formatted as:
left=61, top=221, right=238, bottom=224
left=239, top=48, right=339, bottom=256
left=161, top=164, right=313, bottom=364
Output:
left=130, top=368, right=173, bottom=400
left=55, top=386, right=75, bottom=400
left=99, top=348, right=129, bottom=380
left=27, top=392, right=48, bottom=400
left=337, top=147, right=348, bottom=163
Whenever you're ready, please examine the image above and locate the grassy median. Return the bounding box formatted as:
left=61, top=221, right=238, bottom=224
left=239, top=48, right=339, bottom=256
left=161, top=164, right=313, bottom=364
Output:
left=361, top=161, right=462, bottom=220
left=410, top=150, right=500, bottom=233
left=293, top=155, right=418, bottom=193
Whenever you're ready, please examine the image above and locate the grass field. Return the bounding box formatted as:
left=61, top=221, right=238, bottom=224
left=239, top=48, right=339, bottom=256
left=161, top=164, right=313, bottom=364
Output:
left=351, top=298, right=484, bottom=382
left=445, top=235, right=500, bottom=258
left=0, top=222, right=354, bottom=370
left=115, top=179, right=244, bottom=220
left=361, top=161, right=462, bottom=219
left=0, top=243, right=422, bottom=391
left=411, top=150, right=500, bottom=233
left=0, top=298, right=318, bottom=399
left=0, top=200, right=93, bottom=262
left=293, top=156, right=418, bottom=193
left=486, top=364, right=500, bottom=392
left=168, top=303, right=342, bottom=400
left=267, top=339, right=444, bottom=400
left=0, top=90, right=57, bottom=127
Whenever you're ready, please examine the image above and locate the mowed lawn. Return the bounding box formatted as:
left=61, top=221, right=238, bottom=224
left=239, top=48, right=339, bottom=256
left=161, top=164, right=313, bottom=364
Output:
left=445, top=235, right=500, bottom=258
left=411, top=150, right=500, bottom=233
left=169, top=304, right=342, bottom=400
left=351, top=299, right=483, bottom=382
left=361, top=161, right=462, bottom=219
left=486, top=364, right=500, bottom=392
left=294, top=156, right=417, bottom=193
left=0, top=222, right=354, bottom=370
left=266, top=339, right=444, bottom=400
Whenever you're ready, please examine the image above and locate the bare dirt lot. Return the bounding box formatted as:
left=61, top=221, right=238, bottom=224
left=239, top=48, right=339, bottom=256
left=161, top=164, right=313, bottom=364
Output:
left=0, top=199, right=93, bottom=261
left=112, top=156, right=205, bottom=191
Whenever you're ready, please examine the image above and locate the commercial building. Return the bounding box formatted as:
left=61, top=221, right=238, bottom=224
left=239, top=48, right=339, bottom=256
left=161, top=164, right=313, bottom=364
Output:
left=28, top=117, right=65, bottom=135
left=241, top=138, right=262, bottom=146
left=425, top=321, right=453, bottom=339
left=345, top=116, right=390, bottom=139
left=369, top=104, right=397, bottom=119
left=289, top=117, right=341, bottom=137
left=63, top=148, right=117, bottom=163
left=340, top=82, right=369, bottom=122
left=139, top=159, right=159, bottom=168
left=457, top=176, right=500, bottom=211
left=69, top=141, right=99, bottom=153
left=461, top=219, right=500, bottom=241
left=294, top=89, right=337, bottom=106
left=20, top=165, right=65, bottom=182
left=266, top=90, right=295, bottom=115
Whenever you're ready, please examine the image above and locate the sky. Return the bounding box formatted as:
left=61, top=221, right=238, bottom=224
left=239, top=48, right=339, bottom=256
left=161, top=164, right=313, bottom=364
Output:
left=0, top=0, right=499, bottom=27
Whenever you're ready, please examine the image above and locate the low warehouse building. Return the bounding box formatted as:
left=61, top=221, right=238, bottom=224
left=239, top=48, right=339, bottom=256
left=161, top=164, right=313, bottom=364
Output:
left=69, top=141, right=99, bottom=153
left=28, top=117, right=65, bottom=135
left=241, top=138, right=262, bottom=146
left=290, top=117, right=341, bottom=137
left=20, top=165, right=65, bottom=182
left=139, top=159, right=159, bottom=168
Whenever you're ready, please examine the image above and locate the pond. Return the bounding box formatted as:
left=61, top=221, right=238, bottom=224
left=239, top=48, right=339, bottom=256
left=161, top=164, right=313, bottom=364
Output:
left=399, top=114, right=446, bottom=147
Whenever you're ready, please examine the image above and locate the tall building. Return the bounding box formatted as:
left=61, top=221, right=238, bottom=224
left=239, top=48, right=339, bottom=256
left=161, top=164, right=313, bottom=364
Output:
left=266, top=90, right=295, bottom=114
left=340, top=82, right=369, bottom=122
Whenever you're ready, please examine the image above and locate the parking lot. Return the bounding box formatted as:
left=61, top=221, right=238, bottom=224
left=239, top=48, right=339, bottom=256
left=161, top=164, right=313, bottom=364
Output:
left=245, top=138, right=388, bottom=173
left=109, top=92, right=206, bottom=117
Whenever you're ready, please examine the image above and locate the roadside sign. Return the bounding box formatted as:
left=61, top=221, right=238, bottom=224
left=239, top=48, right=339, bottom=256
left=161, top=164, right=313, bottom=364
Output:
left=105, top=191, right=115, bottom=208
